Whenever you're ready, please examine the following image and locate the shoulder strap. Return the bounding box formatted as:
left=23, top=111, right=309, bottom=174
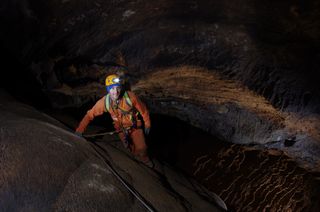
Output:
left=124, top=92, right=132, bottom=107
left=105, top=94, right=110, bottom=112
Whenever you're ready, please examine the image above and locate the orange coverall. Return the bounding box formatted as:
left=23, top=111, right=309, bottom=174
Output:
left=76, top=91, right=151, bottom=162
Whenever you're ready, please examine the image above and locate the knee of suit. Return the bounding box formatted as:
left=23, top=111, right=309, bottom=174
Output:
left=133, top=146, right=147, bottom=155
left=118, top=133, right=126, bottom=142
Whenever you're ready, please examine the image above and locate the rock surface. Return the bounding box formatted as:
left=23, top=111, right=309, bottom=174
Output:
left=0, top=90, right=223, bottom=211
left=1, top=1, right=320, bottom=210
left=148, top=114, right=320, bottom=211
left=1, top=0, right=320, bottom=171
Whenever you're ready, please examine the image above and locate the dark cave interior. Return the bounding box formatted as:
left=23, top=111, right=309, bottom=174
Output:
left=1, top=0, right=320, bottom=211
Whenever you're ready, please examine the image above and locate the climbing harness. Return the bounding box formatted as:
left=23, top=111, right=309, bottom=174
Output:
left=105, top=91, right=141, bottom=134
left=77, top=89, right=156, bottom=211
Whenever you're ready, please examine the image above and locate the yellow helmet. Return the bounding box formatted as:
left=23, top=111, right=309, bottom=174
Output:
left=105, top=74, right=121, bottom=92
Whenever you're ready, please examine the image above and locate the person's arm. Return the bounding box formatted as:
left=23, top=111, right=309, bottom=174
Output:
left=127, top=91, right=151, bottom=129
left=75, top=96, right=106, bottom=133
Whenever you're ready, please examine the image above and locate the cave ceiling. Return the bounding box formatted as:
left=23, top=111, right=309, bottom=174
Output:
left=1, top=0, right=320, bottom=171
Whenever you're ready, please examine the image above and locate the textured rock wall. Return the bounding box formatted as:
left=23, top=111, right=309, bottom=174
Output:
left=0, top=90, right=141, bottom=211
left=134, top=66, right=320, bottom=171
left=148, top=115, right=320, bottom=211
left=192, top=145, right=320, bottom=211
left=1, top=0, right=320, bottom=170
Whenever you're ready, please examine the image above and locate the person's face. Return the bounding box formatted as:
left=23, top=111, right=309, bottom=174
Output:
left=109, top=86, right=121, bottom=101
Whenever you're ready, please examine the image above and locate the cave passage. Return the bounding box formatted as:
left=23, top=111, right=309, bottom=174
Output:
left=1, top=0, right=320, bottom=211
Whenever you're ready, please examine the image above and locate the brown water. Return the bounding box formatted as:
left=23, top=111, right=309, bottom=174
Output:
left=148, top=114, right=320, bottom=211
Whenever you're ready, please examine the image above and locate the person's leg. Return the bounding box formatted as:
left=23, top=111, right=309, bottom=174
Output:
left=130, top=128, right=150, bottom=163
left=118, top=132, right=131, bottom=150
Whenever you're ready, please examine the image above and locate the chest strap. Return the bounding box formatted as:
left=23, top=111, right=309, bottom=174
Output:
left=105, top=92, right=133, bottom=112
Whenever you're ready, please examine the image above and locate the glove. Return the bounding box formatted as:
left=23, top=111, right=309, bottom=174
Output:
left=144, top=127, right=150, bottom=135
left=75, top=131, right=83, bottom=137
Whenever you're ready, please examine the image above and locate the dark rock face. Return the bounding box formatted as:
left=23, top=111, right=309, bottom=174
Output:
left=0, top=90, right=139, bottom=211
left=0, top=90, right=222, bottom=211
left=2, top=0, right=320, bottom=112
left=1, top=0, right=319, bottom=109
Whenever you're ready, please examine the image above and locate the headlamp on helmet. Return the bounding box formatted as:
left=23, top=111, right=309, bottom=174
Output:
left=105, top=74, right=122, bottom=92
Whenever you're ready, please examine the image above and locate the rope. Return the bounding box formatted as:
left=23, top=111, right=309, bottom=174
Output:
left=83, top=126, right=132, bottom=138
left=87, top=141, right=156, bottom=212
left=83, top=130, right=119, bottom=138
left=60, top=118, right=154, bottom=211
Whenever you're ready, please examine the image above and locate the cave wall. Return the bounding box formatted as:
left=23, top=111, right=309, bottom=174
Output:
left=1, top=0, right=320, bottom=170
left=1, top=0, right=319, bottom=111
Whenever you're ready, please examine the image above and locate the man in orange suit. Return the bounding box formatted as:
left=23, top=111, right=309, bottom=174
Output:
left=75, top=74, right=153, bottom=167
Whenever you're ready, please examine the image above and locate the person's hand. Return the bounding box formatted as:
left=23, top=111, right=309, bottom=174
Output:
left=144, top=127, right=150, bottom=135
left=75, top=131, right=83, bottom=137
